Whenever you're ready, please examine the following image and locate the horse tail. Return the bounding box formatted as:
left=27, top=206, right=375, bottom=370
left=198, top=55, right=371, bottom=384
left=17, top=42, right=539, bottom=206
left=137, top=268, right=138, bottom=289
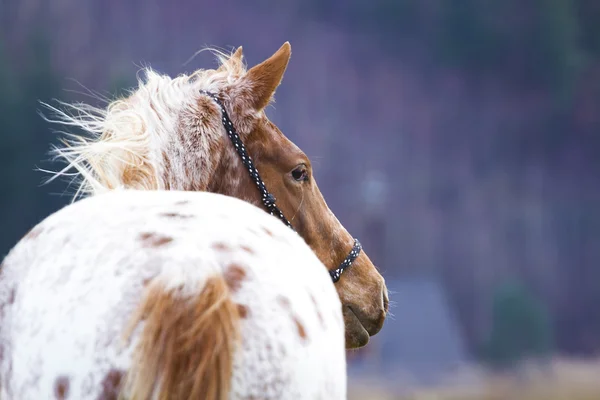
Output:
left=123, top=275, right=241, bottom=400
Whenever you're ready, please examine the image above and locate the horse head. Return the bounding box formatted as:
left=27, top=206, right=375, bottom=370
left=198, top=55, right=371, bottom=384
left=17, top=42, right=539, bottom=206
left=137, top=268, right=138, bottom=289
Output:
left=46, top=42, right=388, bottom=348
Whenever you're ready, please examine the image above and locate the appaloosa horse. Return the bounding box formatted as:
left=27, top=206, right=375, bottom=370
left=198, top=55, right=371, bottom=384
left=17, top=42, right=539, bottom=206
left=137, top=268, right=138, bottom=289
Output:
left=43, top=42, right=388, bottom=348
left=0, top=190, right=347, bottom=399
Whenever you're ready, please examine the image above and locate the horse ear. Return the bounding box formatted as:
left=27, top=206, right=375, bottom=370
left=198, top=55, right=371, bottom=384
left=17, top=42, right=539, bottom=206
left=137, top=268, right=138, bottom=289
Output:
left=243, top=42, right=291, bottom=111
left=217, top=46, right=243, bottom=72
left=231, top=46, right=243, bottom=61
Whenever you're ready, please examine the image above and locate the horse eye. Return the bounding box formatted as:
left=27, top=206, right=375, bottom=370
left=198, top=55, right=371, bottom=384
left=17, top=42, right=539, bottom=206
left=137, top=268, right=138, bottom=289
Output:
left=291, top=166, right=308, bottom=182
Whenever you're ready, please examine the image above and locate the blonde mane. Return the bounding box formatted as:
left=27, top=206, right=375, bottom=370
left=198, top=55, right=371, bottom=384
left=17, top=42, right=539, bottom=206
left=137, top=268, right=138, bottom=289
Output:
left=42, top=48, right=248, bottom=201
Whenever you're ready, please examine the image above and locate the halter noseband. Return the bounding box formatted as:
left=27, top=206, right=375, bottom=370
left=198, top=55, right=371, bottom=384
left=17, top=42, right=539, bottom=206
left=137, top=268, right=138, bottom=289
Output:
left=200, top=90, right=362, bottom=283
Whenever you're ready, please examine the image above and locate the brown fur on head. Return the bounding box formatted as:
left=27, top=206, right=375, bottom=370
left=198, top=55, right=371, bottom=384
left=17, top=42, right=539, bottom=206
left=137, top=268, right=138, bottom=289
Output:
left=122, top=275, right=240, bottom=400
left=212, top=43, right=389, bottom=348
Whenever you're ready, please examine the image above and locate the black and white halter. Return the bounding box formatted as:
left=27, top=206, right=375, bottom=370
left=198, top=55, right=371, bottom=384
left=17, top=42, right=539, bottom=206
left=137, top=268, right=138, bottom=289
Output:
left=200, top=90, right=362, bottom=283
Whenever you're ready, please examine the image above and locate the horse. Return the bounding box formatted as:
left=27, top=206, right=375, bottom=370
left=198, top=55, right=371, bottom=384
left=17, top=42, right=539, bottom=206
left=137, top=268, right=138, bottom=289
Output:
left=0, top=189, right=347, bottom=399
left=42, top=41, right=389, bottom=348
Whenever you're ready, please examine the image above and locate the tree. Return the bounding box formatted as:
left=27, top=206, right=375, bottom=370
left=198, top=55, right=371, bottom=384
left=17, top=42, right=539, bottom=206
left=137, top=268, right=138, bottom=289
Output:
left=0, top=31, right=66, bottom=257
left=482, top=281, right=554, bottom=368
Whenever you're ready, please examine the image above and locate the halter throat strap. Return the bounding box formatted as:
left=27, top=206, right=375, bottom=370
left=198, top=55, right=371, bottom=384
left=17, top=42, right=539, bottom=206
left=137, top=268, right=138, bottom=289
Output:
left=200, top=90, right=361, bottom=283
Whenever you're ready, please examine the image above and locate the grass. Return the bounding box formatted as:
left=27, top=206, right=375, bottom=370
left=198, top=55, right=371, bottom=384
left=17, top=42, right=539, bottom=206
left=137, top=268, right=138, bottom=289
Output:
left=348, top=357, right=600, bottom=400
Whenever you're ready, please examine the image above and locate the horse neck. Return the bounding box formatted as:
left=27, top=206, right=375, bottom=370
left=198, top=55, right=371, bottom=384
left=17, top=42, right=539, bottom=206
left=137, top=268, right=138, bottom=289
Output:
left=155, top=96, right=262, bottom=206
left=205, top=140, right=260, bottom=207
left=156, top=102, right=228, bottom=193
left=158, top=139, right=260, bottom=210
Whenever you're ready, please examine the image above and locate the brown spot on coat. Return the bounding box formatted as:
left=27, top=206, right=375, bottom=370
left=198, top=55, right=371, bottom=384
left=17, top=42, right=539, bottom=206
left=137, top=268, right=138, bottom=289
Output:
left=174, top=200, right=189, bottom=206
left=277, top=296, right=309, bottom=342
left=212, top=242, right=230, bottom=251
left=262, top=227, right=274, bottom=237
left=8, top=288, right=15, bottom=305
left=236, top=304, right=248, bottom=318
left=96, top=369, right=124, bottom=400
left=240, top=245, right=255, bottom=254
left=277, top=295, right=291, bottom=309
left=139, top=232, right=173, bottom=247
left=159, top=212, right=192, bottom=219
left=294, top=317, right=307, bottom=340
left=25, top=226, right=43, bottom=240
left=224, top=264, right=246, bottom=292
left=310, top=293, right=325, bottom=328
left=54, top=376, right=70, bottom=399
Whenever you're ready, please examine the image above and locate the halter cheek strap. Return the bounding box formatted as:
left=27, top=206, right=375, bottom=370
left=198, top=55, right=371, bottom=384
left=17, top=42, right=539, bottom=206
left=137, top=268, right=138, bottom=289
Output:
left=200, top=90, right=361, bottom=283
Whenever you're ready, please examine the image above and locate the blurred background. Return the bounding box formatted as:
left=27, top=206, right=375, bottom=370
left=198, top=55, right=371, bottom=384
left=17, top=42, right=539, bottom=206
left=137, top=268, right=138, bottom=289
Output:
left=1, top=0, right=600, bottom=398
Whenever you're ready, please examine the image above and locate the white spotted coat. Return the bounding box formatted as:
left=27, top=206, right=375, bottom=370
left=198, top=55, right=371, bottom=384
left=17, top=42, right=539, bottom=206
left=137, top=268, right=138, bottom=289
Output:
left=0, top=190, right=346, bottom=399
